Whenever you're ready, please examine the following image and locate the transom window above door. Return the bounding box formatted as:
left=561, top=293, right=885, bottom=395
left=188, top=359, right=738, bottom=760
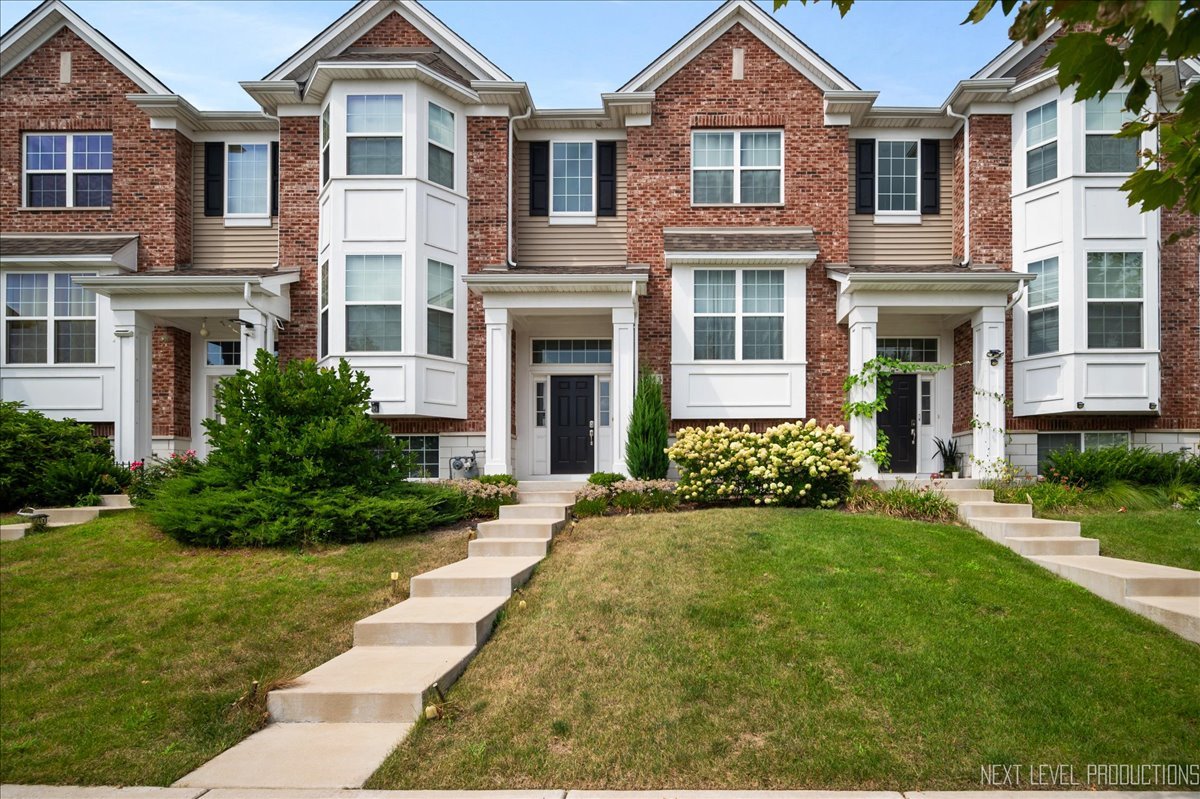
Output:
left=532, top=339, right=612, bottom=364
left=877, top=337, right=938, bottom=363
left=691, top=130, right=782, bottom=205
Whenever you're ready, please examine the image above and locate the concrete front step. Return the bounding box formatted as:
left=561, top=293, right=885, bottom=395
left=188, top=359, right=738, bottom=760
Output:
left=469, top=537, right=551, bottom=557
left=518, top=490, right=578, bottom=505
left=1125, top=595, right=1200, bottom=642
left=267, top=645, right=474, bottom=723
left=476, top=517, right=564, bottom=539
left=1, top=524, right=27, bottom=541
left=515, top=480, right=584, bottom=492
left=957, top=501, right=1031, bottom=520
left=874, top=477, right=981, bottom=490
left=1031, top=554, right=1200, bottom=601
left=173, top=722, right=413, bottom=789
left=938, top=488, right=995, bottom=503
left=500, top=503, right=570, bottom=521
left=409, top=556, right=542, bottom=598
left=99, top=494, right=133, bottom=508
left=354, top=595, right=508, bottom=647
left=1003, top=536, right=1100, bottom=556
left=970, top=516, right=1082, bottom=539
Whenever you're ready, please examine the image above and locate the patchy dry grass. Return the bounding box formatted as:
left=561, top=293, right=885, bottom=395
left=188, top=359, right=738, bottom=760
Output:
left=370, top=508, right=1200, bottom=790
left=0, top=510, right=466, bottom=786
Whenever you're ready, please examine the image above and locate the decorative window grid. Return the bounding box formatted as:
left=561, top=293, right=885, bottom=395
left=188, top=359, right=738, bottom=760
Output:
left=531, top=339, right=612, bottom=364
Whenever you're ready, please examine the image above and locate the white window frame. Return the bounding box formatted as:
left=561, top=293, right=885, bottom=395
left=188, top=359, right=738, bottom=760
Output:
left=21, top=132, right=112, bottom=209
left=2, top=271, right=97, bottom=365
left=598, top=378, right=611, bottom=427
left=344, top=254, right=403, bottom=354
left=427, top=102, right=455, bottom=190
left=549, top=140, right=596, bottom=220
left=875, top=138, right=919, bottom=217
left=425, top=258, right=455, bottom=360
left=534, top=379, right=548, bottom=428
left=318, top=260, right=329, bottom=358
left=320, top=105, right=331, bottom=187
left=1085, top=250, right=1144, bottom=351
left=691, top=268, right=785, bottom=363
left=690, top=129, right=784, bottom=206
left=345, top=94, right=405, bottom=177
left=1036, top=431, right=1131, bottom=474
left=1025, top=99, right=1057, bottom=188
left=1084, top=91, right=1139, bottom=175
left=223, top=142, right=271, bottom=225
left=1026, top=255, right=1060, bottom=357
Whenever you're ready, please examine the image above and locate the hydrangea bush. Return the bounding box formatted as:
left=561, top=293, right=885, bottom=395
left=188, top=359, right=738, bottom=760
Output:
left=667, top=420, right=859, bottom=508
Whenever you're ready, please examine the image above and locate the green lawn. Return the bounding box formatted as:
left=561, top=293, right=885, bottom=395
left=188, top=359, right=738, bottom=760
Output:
left=0, top=511, right=467, bottom=786
left=1063, top=509, right=1200, bottom=572
left=370, top=508, right=1200, bottom=790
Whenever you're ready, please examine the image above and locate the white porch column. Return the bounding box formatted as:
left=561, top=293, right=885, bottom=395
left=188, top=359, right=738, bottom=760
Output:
left=971, top=305, right=1007, bottom=477
left=483, top=307, right=511, bottom=475
left=848, top=305, right=879, bottom=478
left=112, top=310, right=153, bottom=464
left=238, top=309, right=269, bottom=368
left=610, top=306, right=637, bottom=475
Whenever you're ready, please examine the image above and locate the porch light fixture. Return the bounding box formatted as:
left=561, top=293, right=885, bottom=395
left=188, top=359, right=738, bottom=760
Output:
left=986, top=348, right=1003, bottom=366
left=199, top=319, right=209, bottom=338
left=369, top=401, right=380, bottom=414
left=1076, top=401, right=1085, bottom=409
left=1150, top=402, right=1158, bottom=410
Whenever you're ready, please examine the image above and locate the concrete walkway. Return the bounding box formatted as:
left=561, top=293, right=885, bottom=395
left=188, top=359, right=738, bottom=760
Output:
left=1, top=494, right=133, bottom=541
left=4, top=787, right=1196, bottom=798
left=892, top=478, right=1200, bottom=643
left=172, top=482, right=580, bottom=791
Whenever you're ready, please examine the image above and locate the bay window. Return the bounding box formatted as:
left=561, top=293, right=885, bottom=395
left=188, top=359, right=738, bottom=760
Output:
left=877, top=140, right=917, bottom=212
left=693, top=269, right=784, bottom=361
left=426, top=259, right=454, bottom=358
left=4, top=273, right=96, bottom=364
left=1085, top=92, right=1138, bottom=173
left=347, top=95, right=403, bottom=176
left=1025, top=100, right=1057, bottom=187
left=319, top=260, right=329, bottom=358
left=551, top=141, right=593, bottom=215
left=321, top=106, right=331, bottom=186
left=428, top=103, right=455, bottom=189
left=1026, top=256, right=1059, bottom=355
left=23, top=133, right=112, bottom=208
left=691, top=130, right=782, bottom=205
left=1086, top=252, right=1142, bottom=349
left=345, top=254, right=402, bottom=352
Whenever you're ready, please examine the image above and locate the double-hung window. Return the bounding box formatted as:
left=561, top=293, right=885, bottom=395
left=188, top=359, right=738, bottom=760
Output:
left=347, top=95, right=403, bottom=176
left=426, top=259, right=454, bottom=358
left=428, top=103, right=455, bottom=189
left=1037, top=431, right=1130, bottom=473
left=692, top=269, right=784, bottom=361
left=1026, top=256, right=1059, bottom=355
left=345, top=255, right=402, bottom=352
left=320, top=106, right=331, bottom=186
left=319, top=260, right=329, bottom=358
left=877, top=140, right=918, bottom=212
left=4, top=273, right=96, bottom=364
left=1025, top=100, right=1057, bottom=187
left=551, top=141, right=593, bottom=215
left=23, top=133, right=112, bottom=208
left=691, top=130, right=782, bottom=204
left=1085, top=92, right=1138, bottom=173
left=1086, top=252, right=1142, bottom=349
left=226, top=143, right=269, bottom=217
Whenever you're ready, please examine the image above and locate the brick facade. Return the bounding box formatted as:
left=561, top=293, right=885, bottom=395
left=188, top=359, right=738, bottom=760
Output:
left=966, top=115, right=1013, bottom=268
left=275, top=116, right=320, bottom=364
left=350, top=10, right=436, bottom=49
left=151, top=326, right=190, bottom=438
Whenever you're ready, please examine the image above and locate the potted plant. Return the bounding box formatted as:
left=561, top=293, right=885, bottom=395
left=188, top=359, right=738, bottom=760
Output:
left=933, top=437, right=961, bottom=479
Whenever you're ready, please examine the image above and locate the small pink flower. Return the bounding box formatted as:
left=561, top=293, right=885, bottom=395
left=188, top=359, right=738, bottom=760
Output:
left=131, top=461, right=143, bottom=470
left=185, top=449, right=197, bottom=458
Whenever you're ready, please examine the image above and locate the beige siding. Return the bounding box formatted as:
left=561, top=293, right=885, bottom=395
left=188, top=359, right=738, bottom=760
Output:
left=515, top=140, right=628, bottom=267
left=848, top=142, right=954, bottom=265
left=191, top=143, right=279, bottom=269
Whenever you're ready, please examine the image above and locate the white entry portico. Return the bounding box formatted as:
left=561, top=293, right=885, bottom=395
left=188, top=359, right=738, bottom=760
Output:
left=466, top=269, right=647, bottom=478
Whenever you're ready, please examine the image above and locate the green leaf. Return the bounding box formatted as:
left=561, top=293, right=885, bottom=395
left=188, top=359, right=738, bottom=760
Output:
left=1044, top=32, right=1125, bottom=101
left=1143, top=0, right=1178, bottom=33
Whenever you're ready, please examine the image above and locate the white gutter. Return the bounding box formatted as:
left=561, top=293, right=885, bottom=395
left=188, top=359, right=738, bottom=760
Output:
left=507, top=105, right=534, bottom=267
left=945, top=105, right=970, bottom=265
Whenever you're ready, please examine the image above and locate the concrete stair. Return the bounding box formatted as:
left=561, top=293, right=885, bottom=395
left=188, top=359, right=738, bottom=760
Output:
left=1, top=498, right=134, bottom=541
left=176, top=478, right=581, bottom=789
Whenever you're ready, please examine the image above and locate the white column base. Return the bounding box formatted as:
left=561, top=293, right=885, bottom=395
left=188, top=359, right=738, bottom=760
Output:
left=610, top=307, right=637, bottom=476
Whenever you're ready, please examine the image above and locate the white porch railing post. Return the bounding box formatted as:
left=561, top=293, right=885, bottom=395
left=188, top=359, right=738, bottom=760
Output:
left=848, top=305, right=879, bottom=478
left=611, top=306, right=637, bottom=475
left=112, top=310, right=153, bottom=463
left=483, top=307, right=511, bottom=475
left=971, top=305, right=1007, bottom=477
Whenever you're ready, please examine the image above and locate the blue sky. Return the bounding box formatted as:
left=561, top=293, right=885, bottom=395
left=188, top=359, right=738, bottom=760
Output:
left=0, top=0, right=1014, bottom=110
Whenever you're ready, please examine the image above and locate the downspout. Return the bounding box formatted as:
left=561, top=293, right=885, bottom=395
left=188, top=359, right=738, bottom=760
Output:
left=945, top=105, right=970, bottom=266
left=507, top=105, right=534, bottom=267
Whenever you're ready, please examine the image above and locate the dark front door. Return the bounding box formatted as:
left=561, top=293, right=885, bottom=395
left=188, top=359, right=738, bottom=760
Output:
left=551, top=376, right=595, bottom=474
left=878, top=373, right=918, bottom=472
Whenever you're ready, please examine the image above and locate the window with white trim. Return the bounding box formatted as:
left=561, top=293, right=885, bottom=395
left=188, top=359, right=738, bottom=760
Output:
left=394, top=434, right=439, bottom=478
left=598, top=379, right=611, bottom=427
left=1025, top=100, right=1057, bottom=187
left=1026, top=256, right=1059, bottom=356
left=226, top=143, right=269, bottom=216
left=692, top=269, right=784, bottom=361
left=691, top=130, right=781, bottom=205
left=206, top=340, right=241, bottom=367
left=919, top=378, right=933, bottom=426
left=321, top=105, right=331, bottom=186
left=345, top=254, right=402, bottom=352
left=535, top=380, right=547, bottom=427
left=426, top=259, right=454, bottom=358
left=1085, top=92, right=1138, bottom=173
left=23, top=133, right=112, bottom=208
left=876, top=140, right=917, bottom=212
left=4, top=273, right=97, bottom=364
left=1037, top=431, right=1130, bottom=474
left=428, top=103, right=455, bottom=189
left=551, top=141, right=593, bottom=214
left=319, top=260, right=329, bottom=358
left=346, top=95, right=403, bottom=176
left=1086, top=252, right=1142, bottom=349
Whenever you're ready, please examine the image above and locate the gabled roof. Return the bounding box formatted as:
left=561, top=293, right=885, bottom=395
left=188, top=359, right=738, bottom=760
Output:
left=619, top=0, right=857, bottom=94
left=263, top=0, right=509, bottom=84
left=972, top=21, right=1062, bottom=81
left=0, top=0, right=170, bottom=93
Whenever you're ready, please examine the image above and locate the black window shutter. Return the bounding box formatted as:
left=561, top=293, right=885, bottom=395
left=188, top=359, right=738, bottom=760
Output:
left=920, top=139, right=940, bottom=215
left=529, top=141, right=549, bottom=216
left=854, top=138, right=874, bottom=215
left=597, top=141, right=616, bottom=217
left=203, top=142, right=224, bottom=217
left=270, top=141, right=279, bottom=217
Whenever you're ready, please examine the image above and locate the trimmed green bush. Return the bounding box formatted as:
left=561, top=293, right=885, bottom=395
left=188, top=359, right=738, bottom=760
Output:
left=477, top=473, right=518, bottom=487
left=625, top=371, right=669, bottom=479
left=587, top=472, right=626, bottom=488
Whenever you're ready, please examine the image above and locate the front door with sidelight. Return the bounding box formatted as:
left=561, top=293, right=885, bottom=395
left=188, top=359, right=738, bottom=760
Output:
left=551, top=375, right=595, bottom=474
left=877, top=373, right=918, bottom=472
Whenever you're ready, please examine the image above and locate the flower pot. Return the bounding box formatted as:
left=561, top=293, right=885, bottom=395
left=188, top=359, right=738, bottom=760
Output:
left=951, top=471, right=960, bottom=479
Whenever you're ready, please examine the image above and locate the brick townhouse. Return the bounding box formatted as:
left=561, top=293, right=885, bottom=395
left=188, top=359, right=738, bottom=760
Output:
left=1, top=0, right=1197, bottom=478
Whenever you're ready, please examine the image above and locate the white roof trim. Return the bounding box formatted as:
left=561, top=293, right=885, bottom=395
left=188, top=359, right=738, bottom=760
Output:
left=665, top=250, right=818, bottom=266
left=263, top=0, right=509, bottom=84
left=618, top=0, right=856, bottom=94
left=972, top=20, right=1061, bottom=80
left=0, top=0, right=170, bottom=94
left=464, top=273, right=649, bottom=296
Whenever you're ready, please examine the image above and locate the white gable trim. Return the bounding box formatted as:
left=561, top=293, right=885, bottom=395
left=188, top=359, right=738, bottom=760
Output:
left=619, top=0, right=856, bottom=94
left=972, top=21, right=1061, bottom=80
left=0, top=0, right=170, bottom=94
left=263, top=0, right=509, bottom=83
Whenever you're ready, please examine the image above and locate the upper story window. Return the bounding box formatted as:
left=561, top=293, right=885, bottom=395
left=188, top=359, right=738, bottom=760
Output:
left=693, top=268, right=784, bottom=361
left=1026, top=256, right=1059, bottom=356
left=1085, top=93, right=1138, bottom=174
left=691, top=131, right=782, bottom=205
left=321, top=106, right=331, bottom=186
left=1025, top=100, right=1057, bottom=187
left=876, top=140, right=917, bottom=212
left=226, top=144, right=269, bottom=216
left=4, top=273, right=97, bottom=364
left=1086, top=252, right=1142, bottom=349
left=428, top=103, right=455, bottom=189
left=426, top=259, right=454, bottom=358
left=345, top=254, right=403, bottom=352
left=346, top=95, right=403, bottom=176
left=551, top=142, right=594, bottom=215
left=23, top=133, right=112, bottom=208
